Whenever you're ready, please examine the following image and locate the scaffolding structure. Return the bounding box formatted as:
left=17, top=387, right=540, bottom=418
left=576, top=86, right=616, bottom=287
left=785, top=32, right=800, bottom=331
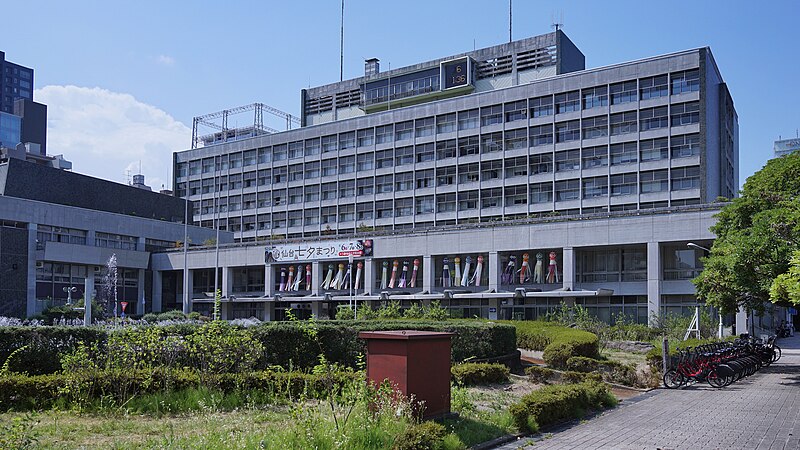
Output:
left=191, top=103, right=301, bottom=149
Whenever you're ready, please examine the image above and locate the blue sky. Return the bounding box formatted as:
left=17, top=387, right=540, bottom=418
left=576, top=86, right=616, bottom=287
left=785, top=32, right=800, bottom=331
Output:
left=3, top=0, right=799, bottom=190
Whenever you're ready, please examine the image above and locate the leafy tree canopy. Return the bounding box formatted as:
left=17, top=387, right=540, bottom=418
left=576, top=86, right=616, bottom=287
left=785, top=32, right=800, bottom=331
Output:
left=694, top=152, right=800, bottom=313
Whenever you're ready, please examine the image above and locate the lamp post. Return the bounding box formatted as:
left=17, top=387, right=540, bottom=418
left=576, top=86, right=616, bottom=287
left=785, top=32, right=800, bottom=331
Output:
left=63, top=286, right=77, bottom=305
left=687, top=242, right=723, bottom=338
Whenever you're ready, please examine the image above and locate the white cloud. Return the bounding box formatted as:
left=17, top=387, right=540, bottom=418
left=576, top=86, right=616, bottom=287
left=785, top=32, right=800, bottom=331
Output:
left=156, top=55, right=176, bottom=66
left=34, top=85, right=190, bottom=191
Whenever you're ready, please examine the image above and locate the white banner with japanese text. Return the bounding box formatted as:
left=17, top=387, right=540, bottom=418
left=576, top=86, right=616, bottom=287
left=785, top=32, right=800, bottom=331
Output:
left=266, top=239, right=373, bottom=262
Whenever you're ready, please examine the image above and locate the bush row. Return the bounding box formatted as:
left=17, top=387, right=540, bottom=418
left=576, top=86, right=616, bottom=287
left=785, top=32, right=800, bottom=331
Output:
left=525, top=366, right=602, bottom=385
left=506, top=321, right=600, bottom=368
left=451, top=363, right=509, bottom=386
left=0, top=368, right=359, bottom=411
left=0, top=320, right=517, bottom=375
left=509, top=381, right=617, bottom=432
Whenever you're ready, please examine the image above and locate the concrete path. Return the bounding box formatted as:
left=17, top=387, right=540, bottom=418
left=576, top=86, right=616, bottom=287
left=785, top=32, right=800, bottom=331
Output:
left=500, top=334, right=800, bottom=450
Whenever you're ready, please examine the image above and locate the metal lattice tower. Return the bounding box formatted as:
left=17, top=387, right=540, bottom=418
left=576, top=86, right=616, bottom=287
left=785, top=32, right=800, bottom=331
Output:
left=191, top=103, right=300, bottom=149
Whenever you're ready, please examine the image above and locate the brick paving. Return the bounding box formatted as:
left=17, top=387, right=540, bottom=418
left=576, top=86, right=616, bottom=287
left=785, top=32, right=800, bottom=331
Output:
left=498, top=334, right=800, bottom=450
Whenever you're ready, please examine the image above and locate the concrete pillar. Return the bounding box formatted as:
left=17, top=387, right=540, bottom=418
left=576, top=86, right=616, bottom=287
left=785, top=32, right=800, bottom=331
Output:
left=488, top=298, right=499, bottom=320
left=735, top=307, right=748, bottom=336
left=264, top=301, right=275, bottom=321
left=184, top=269, right=194, bottom=313
left=488, top=251, right=501, bottom=292
left=423, top=255, right=434, bottom=293
left=647, top=242, right=661, bottom=326
left=562, top=247, right=575, bottom=290
left=264, top=264, right=274, bottom=296
left=311, top=301, right=322, bottom=319
left=84, top=275, right=94, bottom=326
left=137, top=268, right=145, bottom=315
left=363, top=258, right=374, bottom=295
left=222, top=266, right=232, bottom=297
left=137, top=236, right=146, bottom=252
left=26, top=223, right=37, bottom=317
left=312, top=262, right=322, bottom=295
left=152, top=270, right=163, bottom=313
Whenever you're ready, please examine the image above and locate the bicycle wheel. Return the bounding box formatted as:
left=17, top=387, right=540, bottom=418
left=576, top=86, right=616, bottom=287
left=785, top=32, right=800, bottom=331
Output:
left=773, top=345, right=782, bottom=362
left=663, top=369, right=684, bottom=389
left=707, top=370, right=725, bottom=388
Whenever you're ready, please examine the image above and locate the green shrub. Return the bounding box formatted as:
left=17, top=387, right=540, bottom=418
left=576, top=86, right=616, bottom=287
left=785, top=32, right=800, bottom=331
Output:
left=0, top=327, right=107, bottom=375
left=565, top=356, right=600, bottom=373
left=562, top=371, right=603, bottom=384
left=403, top=303, right=425, bottom=319
left=451, top=363, right=509, bottom=386
left=508, top=321, right=599, bottom=369
left=525, top=366, right=556, bottom=384
left=423, top=301, right=449, bottom=321
left=509, top=381, right=617, bottom=432
left=393, top=421, right=447, bottom=450
left=376, top=301, right=402, bottom=319
left=335, top=305, right=355, bottom=320
left=157, top=310, right=187, bottom=321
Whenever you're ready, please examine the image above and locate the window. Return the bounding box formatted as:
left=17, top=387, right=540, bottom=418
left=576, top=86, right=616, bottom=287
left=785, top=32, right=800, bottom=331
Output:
left=582, top=116, right=608, bottom=139
left=640, top=169, right=668, bottom=193
left=610, top=80, right=637, bottom=104
left=229, top=173, right=243, bottom=190
left=176, top=162, right=188, bottom=178
left=610, top=111, right=637, bottom=136
left=640, top=138, right=668, bottom=162
left=639, top=106, right=668, bottom=131
left=610, top=142, right=637, bottom=165
left=272, top=189, right=287, bottom=206
left=357, top=129, right=374, bottom=147
left=257, top=192, right=270, bottom=208
left=339, top=180, right=355, bottom=198
left=436, top=193, right=456, bottom=212
left=481, top=160, right=502, bottom=180
left=579, top=247, right=646, bottom=283
left=458, top=190, right=478, bottom=210
left=480, top=132, right=503, bottom=153
left=458, top=136, right=480, bottom=156
left=395, top=146, right=414, bottom=166
left=242, top=193, right=257, bottom=209
left=258, top=169, right=271, bottom=185
left=305, top=138, right=320, bottom=155
left=505, top=100, right=527, bottom=122
left=357, top=177, right=374, bottom=195
left=357, top=203, right=373, bottom=220
left=436, top=113, right=456, bottom=134
left=288, top=210, right=302, bottom=227
left=304, top=185, right=320, bottom=202
left=436, top=139, right=456, bottom=160
left=671, top=69, right=699, bottom=95
left=662, top=244, right=703, bottom=280
left=395, top=172, right=413, bottom=191
left=416, top=169, right=434, bottom=189
left=304, top=209, right=319, bottom=226
left=555, top=120, right=580, bottom=143
left=415, top=143, right=434, bottom=162
left=530, top=124, right=553, bottom=146
left=436, top=166, right=456, bottom=186
left=582, top=146, right=608, bottom=169
left=189, top=160, right=201, bottom=176
left=671, top=102, right=699, bottom=127
left=459, top=163, right=479, bottom=183
left=458, top=109, right=479, bottom=130
left=375, top=125, right=393, bottom=144
left=201, top=178, right=214, bottom=194
left=339, top=155, right=355, bottom=174
left=671, top=134, right=700, bottom=158
left=273, top=144, right=287, bottom=161
left=321, top=206, right=337, bottom=224
left=671, top=166, right=701, bottom=190
left=416, top=196, right=434, bottom=214
left=530, top=95, right=553, bottom=117
left=272, top=212, right=286, bottom=228
left=339, top=132, right=355, bottom=150
left=505, top=185, right=528, bottom=206
left=288, top=164, right=304, bottom=181
left=555, top=179, right=580, bottom=201
left=376, top=149, right=393, bottom=168
left=480, top=105, right=502, bottom=126
left=530, top=182, right=553, bottom=203
left=258, top=214, right=271, bottom=230
left=530, top=153, right=553, bottom=174
left=504, top=128, right=527, bottom=150
left=376, top=174, right=393, bottom=193
left=376, top=200, right=393, bottom=218
left=243, top=171, right=256, bottom=188
left=320, top=182, right=337, bottom=200
left=201, top=158, right=214, bottom=174
left=415, top=118, right=434, bottom=137
left=356, top=153, right=374, bottom=171
left=395, top=121, right=413, bottom=141
left=395, top=198, right=413, bottom=217
left=583, top=176, right=608, bottom=198
left=640, top=75, right=668, bottom=100
left=95, top=232, right=137, bottom=250
left=582, top=86, right=608, bottom=109
left=482, top=188, right=503, bottom=208
left=555, top=91, right=580, bottom=114
left=610, top=173, right=637, bottom=196
left=555, top=150, right=580, bottom=172
left=288, top=142, right=303, bottom=159
left=36, top=225, right=87, bottom=248
left=338, top=204, right=355, bottom=222
left=505, top=157, right=527, bottom=178
left=321, top=159, right=337, bottom=177
left=304, top=161, right=320, bottom=179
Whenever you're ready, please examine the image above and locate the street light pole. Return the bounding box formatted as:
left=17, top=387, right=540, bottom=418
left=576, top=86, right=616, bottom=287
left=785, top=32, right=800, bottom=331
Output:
left=687, top=242, right=722, bottom=339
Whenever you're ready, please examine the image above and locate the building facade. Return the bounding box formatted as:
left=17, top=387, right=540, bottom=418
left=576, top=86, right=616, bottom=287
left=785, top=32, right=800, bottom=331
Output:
left=162, top=31, right=738, bottom=323
left=0, top=51, right=34, bottom=114
left=774, top=137, right=800, bottom=158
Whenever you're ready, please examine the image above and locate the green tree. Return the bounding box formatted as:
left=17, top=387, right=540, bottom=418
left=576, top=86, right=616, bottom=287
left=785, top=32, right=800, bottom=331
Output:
left=694, top=152, right=800, bottom=313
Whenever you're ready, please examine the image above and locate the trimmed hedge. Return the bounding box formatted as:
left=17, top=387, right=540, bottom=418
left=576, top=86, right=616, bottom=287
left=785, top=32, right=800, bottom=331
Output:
left=451, top=363, right=509, bottom=386
left=0, top=320, right=516, bottom=375
left=509, top=381, right=617, bottom=432
left=505, top=321, right=600, bottom=368
left=524, top=366, right=602, bottom=385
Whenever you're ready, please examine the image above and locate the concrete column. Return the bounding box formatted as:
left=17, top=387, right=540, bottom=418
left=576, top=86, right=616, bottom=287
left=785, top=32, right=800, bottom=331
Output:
left=83, top=275, right=94, bottom=326
left=562, top=247, right=575, bottom=290
left=647, top=242, right=661, bottom=326
left=735, top=307, right=748, bottom=336
left=488, top=298, right=499, bottom=320
left=86, top=230, right=96, bottom=247
left=152, top=270, right=163, bottom=313
left=312, top=262, right=322, bottom=295
left=184, top=269, right=194, bottom=313
left=423, top=255, right=434, bottom=293
left=311, top=301, right=322, bottom=319
left=363, top=258, right=374, bottom=295
left=488, top=251, right=501, bottom=292
left=26, top=223, right=37, bottom=317
left=264, top=264, right=274, bottom=296
left=221, top=266, right=232, bottom=297
left=137, top=268, right=145, bottom=315
left=137, top=236, right=146, bottom=252
left=264, top=301, right=275, bottom=321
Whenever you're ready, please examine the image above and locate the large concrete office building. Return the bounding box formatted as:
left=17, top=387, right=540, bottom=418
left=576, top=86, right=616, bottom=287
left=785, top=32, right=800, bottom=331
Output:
left=162, top=30, right=738, bottom=323
left=0, top=51, right=34, bottom=114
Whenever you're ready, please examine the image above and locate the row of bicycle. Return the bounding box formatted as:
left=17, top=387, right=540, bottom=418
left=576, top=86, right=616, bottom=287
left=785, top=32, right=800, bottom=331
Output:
left=662, top=336, right=781, bottom=389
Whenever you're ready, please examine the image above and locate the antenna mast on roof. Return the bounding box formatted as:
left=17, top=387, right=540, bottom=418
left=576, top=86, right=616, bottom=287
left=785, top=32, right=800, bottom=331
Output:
left=340, top=0, right=345, bottom=82
left=508, top=0, right=512, bottom=42
left=551, top=11, right=563, bottom=32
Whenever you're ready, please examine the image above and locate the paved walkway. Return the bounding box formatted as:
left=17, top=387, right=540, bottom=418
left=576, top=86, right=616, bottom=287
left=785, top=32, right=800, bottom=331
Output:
left=500, top=334, right=800, bottom=450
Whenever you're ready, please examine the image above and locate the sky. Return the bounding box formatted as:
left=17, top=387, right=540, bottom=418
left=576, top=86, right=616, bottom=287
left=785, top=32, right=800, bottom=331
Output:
left=3, top=0, right=799, bottom=191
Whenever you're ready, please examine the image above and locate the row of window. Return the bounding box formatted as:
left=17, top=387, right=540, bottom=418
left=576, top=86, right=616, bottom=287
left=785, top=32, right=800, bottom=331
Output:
left=33, top=225, right=158, bottom=252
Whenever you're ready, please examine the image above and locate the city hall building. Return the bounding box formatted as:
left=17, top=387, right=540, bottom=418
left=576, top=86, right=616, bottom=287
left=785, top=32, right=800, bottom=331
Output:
left=158, top=30, right=738, bottom=323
